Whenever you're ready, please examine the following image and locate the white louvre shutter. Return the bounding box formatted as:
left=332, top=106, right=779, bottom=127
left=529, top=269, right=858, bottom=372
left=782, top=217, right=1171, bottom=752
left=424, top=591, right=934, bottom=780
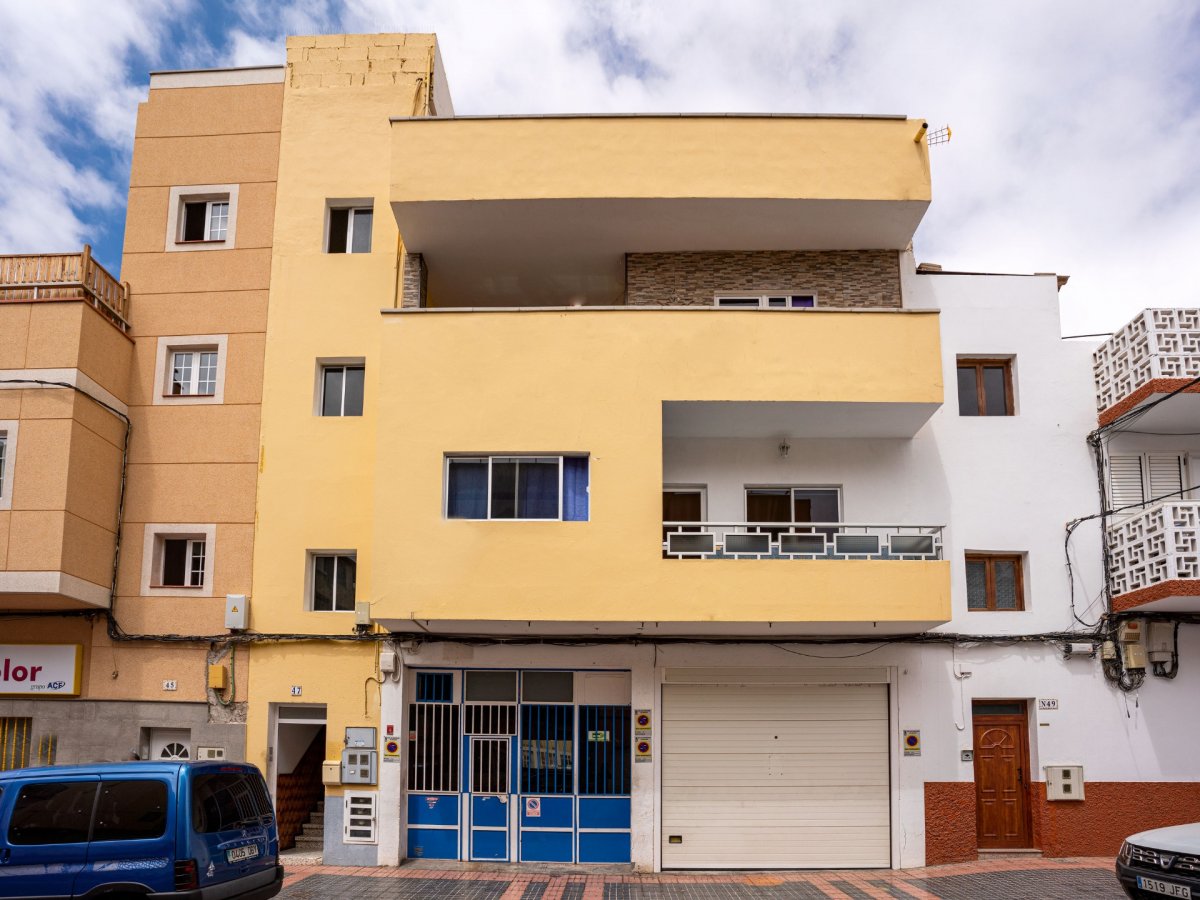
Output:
left=1147, top=454, right=1186, bottom=504
left=1109, top=455, right=1146, bottom=511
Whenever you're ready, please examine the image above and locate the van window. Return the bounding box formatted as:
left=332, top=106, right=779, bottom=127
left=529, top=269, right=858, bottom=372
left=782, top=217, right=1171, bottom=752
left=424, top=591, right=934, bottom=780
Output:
left=192, top=773, right=268, bottom=833
left=8, top=781, right=97, bottom=844
left=92, top=781, right=168, bottom=842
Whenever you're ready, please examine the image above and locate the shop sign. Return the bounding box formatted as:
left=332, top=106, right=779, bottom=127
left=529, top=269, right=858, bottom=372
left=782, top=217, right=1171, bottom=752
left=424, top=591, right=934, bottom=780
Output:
left=0, top=644, right=83, bottom=697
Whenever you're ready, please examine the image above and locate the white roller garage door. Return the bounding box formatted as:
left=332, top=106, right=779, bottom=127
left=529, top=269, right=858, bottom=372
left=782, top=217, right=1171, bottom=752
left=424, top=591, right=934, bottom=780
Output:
left=661, top=680, right=890, bottom=869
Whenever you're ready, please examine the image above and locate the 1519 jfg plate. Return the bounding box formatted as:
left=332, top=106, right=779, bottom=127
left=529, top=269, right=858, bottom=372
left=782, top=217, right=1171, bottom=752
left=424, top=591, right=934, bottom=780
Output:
left=1137, top=875, right=1191, bottom=899
left=226, top=844, right=260, bottom=864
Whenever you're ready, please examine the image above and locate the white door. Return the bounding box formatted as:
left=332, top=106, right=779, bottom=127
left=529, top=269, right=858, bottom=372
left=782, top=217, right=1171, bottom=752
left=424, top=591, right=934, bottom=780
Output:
left=661, top=681, right=890, bottom=869
left=150, top=728, right=191, bottom=760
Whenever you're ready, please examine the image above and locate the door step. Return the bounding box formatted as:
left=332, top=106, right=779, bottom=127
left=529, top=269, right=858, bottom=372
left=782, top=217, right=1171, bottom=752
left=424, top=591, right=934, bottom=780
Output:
left=977, top=848, right=1043, bottom=859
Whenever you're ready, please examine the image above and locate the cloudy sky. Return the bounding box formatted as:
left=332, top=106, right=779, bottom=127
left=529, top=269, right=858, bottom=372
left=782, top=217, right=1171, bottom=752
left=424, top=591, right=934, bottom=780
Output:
left=1, top=0, right=1197, bottom=334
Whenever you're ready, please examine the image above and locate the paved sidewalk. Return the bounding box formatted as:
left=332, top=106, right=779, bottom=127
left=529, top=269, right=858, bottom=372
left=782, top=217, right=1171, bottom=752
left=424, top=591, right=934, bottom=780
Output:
left=279, top=857, right=1124, bottom=899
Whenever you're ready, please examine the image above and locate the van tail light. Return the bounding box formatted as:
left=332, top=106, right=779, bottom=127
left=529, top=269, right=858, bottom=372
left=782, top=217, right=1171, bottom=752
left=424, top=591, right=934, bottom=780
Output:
left=174, top=859, right=199, bottom=890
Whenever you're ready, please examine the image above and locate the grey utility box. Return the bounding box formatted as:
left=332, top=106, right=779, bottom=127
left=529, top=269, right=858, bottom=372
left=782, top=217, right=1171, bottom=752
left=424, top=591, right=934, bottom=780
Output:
left=224, top=594, right=248, bottom=630
left=345, top=727, right=376, bottom=749
left=341, top=749, right=378, bottom=785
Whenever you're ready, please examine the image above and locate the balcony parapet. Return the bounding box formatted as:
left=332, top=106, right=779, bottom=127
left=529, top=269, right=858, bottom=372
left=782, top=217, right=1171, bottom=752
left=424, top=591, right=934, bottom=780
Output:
left=664, top=522, right=943, bottom=561
left=0, top=246, right=130, bottom=333
left=1108, top=501, right=1200, bottom=611
left=1094, top=309, right=1200, bottom=423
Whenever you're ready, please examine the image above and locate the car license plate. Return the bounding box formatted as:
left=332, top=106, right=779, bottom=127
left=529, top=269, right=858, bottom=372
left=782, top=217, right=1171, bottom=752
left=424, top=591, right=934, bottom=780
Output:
left=1138, top=876, right=1192, bottom=898
left=226, top=844, right=260, bottom=864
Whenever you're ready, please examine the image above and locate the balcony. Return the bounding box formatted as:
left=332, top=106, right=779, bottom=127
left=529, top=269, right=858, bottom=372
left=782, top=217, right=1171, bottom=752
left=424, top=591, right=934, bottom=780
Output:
left=0, top=246, right=130, bottom=333
left=1108, top=501, right=1200, bottom=612
left=663, top=522, right=943, bottom=560
left=389, top=114, right=931, bottom=306
left=1094, top=309, right=1200, bottom=427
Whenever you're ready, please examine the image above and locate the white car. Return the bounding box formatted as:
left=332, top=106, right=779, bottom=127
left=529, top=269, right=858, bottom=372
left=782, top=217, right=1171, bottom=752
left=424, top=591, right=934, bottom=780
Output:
left=1117, top=824, right=1200, bottom=898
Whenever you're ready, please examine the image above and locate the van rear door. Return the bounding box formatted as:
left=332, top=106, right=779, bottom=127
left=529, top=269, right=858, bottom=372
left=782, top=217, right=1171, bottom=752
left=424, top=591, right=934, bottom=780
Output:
left=75, top=775, right=175, bottom=896
left=187, top=768, right=277, bottom=890
left=0, top=775, right=98, bottom=898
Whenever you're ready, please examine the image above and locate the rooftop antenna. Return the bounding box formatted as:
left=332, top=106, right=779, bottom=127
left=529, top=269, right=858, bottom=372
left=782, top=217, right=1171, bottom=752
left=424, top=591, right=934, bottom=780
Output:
left=927, top=125, right=952, bottom=146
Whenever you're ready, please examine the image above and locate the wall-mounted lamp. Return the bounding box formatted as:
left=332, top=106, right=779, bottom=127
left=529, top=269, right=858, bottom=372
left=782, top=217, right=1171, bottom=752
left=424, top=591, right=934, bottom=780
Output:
left=778, top=442, right=790, bottom=459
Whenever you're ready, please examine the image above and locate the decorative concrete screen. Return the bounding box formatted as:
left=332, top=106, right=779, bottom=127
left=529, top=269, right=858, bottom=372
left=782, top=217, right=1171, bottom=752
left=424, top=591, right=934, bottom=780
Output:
left=1094, top=308, right=1200, bottom=413
left=1109, top=501, right=1200, bottom=597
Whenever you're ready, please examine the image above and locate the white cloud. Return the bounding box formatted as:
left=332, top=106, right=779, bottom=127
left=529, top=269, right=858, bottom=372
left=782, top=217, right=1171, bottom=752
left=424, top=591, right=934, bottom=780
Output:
left=3, top=0, right=1197, bottom=333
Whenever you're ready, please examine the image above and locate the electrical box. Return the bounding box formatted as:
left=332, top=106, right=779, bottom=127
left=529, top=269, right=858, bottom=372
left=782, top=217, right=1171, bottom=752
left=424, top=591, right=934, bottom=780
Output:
left=1100, top=641, right=1118, bottom=661
left=345, top=727, right=376, bottom=749
left=1124, top=643, right=1148, bottom=670
left=1064, top=642, right=1095, bottom=659
left=207, top=665, right=228, bottom=691
left=1118, top=620, right=1143, bottom=643
left=321, top=761, right=341, bottom=785
left=379, top=648, right=397, bottom=675
left=355, top=602, right=372, bottom=628
left=196, top=746, right=225, bottom=761
left=341, top=749, right=378, bottom=784
left=1148, top=622, right=1175, bottom=664
left=225, top=594, right=249, bottom=630
left=1045, top=765, right=1085, bottom=801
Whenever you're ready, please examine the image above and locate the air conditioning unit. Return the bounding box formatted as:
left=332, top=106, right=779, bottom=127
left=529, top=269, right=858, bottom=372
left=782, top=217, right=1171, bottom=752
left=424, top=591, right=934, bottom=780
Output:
left=196, top=746, right=225, bottom=761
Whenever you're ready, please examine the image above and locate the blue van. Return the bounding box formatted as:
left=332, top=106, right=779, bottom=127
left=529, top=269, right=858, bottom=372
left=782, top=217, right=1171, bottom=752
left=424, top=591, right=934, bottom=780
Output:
left=0, top=761, right=282, bottom=899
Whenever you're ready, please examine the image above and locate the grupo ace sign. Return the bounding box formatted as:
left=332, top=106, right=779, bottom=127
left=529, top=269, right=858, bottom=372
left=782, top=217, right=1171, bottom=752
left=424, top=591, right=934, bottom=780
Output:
left=0, top=645, right=83, bottom=697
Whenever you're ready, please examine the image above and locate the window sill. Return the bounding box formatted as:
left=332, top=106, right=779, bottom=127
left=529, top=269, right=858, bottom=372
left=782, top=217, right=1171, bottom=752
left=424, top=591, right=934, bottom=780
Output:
left=174, top=239, right=230, bottom=246
left=162, top=393, right=217, bottom=399
left=150, top=584, right=205, bottom=590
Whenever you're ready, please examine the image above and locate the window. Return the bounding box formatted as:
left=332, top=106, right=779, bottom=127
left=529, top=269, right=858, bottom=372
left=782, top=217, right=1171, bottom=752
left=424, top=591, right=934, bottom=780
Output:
left=320, top=364, right=365, bottom=416
left=1109, top=453, right=1188, bottom=514
left=746, top=486, right=840, bottom=536
left=327, top=205, right=373, bottom=254
left=0, top=428, right=8, bottom=507
left=157, top=538, right=206, bottom=588
left=92, top=781, right=168, bottom=842
left=170, top=349, right=218, bottom=396
left=446, top=455, right=589, bottom=521
left=715, top=293, right=816, bottom=309
left=957, top=358, right=1014, bottom=416
left=8, top=781, right=97, bottom=845
left=311, top=553, right=357, bottom=612
left=966, top=554, right=1024, bottom=611
left=180, top=198, right=229, bottom=242
left=192, top=772, right=271, bottom=833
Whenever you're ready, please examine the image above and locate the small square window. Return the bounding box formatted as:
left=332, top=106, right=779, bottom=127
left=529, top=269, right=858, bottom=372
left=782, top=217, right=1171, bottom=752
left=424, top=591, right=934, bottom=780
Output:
left=155, top=337, right=227, bottom=404
left=320, top=364, right=365, bottom=416
left=966, top=554, right=1024, bottom=611
left=327, top=206, right=373, bottom=254
left=180, top=198, right=230, bottom=243
left=957, top=358, right=1014, bottom=416
left=170, top=349, right=218, bottom=396
left=715, top=293, right=817, bottom=309
left=158, top=537, right=206, bottom=588
left=311, top=553, right=357, bottom=612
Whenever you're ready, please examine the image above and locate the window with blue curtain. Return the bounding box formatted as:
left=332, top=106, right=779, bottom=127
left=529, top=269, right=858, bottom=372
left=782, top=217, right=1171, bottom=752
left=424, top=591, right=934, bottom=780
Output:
left=445, top=455, right=589, bottom=521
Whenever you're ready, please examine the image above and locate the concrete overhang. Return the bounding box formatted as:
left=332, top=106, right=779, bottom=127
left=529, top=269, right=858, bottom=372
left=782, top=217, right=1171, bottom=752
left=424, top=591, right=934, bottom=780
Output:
left=389, top=114, right=932, bottom=307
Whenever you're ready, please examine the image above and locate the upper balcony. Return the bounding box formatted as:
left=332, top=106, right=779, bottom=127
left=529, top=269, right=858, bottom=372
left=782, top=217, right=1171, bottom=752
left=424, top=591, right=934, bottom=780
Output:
left=0, top=246, right=131, bottom=333
left=1094, top=309, right=1200, bottom=428
left=388, top=114, right=931, bottom=307
left=1108, top=501, right=1200, bottom=612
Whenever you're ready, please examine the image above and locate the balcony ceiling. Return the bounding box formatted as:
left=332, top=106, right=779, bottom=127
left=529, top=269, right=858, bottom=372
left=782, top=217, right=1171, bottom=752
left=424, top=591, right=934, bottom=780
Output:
left=376, top=618, right=947, bottom=638
left=664, top=400, right=940, bottom=439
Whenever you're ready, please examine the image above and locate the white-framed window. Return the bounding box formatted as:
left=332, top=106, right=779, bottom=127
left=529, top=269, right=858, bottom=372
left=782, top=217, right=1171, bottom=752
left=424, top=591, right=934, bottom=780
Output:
left=318, top=362, right=365, bottom=417
left=326, top=203, right=373, bottom=254
left=1109, top=453, right=1190, bottom=515
left=165, top=184, right=239, bottom=252
left=715, top=293, right=817, bottom=309
left=445, top=455, right=590, bottom=521
left=309, top=552, right=357, bottom=612
left=0, top=421, right=15, bottom=511
left=153, top=335, right=228, bottom=405
left=141, top=524, right=216, bottom=597
left=343, top=791, right=377, bottom=844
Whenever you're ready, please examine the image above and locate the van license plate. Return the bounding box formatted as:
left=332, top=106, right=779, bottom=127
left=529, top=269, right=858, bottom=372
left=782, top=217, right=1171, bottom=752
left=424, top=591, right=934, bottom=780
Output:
left=226, top=844, right=260, bottom=864
left=1137, top=876, right=1191, bottom=898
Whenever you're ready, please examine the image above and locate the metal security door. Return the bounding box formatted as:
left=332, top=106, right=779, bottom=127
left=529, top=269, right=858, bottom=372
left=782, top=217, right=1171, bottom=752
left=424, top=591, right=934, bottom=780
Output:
left=469, top=736, right=512, bottom=860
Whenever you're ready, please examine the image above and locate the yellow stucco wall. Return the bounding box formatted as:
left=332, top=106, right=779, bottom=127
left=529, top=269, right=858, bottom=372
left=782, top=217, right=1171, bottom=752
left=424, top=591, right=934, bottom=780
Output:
left=390, top=115, right=932, bottom=204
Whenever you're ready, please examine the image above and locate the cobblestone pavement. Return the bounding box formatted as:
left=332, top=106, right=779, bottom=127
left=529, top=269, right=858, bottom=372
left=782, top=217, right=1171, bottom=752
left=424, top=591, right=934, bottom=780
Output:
left=279, top=857, right=1125, bottom=899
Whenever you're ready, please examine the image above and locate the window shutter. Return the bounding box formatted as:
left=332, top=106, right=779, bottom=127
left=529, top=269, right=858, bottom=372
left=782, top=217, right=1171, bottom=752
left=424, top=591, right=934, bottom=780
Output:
left=1108, top=455, right=1145, bottom=511
left=1147, top=454, right=1186, bottom=504
left=343, top=792, right=377, bottom=844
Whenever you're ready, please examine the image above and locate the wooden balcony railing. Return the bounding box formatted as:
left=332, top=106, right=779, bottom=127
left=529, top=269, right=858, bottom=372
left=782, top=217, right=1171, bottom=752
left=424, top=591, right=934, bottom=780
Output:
left=0, top=245, right=130, bottom=332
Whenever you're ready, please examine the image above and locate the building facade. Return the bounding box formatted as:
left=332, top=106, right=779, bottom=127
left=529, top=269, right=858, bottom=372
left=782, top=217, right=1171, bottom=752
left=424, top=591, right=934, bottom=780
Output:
left=2, top=30, right=1198, bottom=872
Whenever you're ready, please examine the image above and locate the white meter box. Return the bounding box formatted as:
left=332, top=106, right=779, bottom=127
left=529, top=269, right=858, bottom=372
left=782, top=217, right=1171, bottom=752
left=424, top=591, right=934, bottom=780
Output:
left=1045, top=765, right=1085, bottom=801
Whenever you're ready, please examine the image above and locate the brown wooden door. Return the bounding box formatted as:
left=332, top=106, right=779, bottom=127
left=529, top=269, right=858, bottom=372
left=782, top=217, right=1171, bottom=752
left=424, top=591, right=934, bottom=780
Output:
left=662, top=490, right=703, bottom=549
left=973, top=703, right=1033, bottom=849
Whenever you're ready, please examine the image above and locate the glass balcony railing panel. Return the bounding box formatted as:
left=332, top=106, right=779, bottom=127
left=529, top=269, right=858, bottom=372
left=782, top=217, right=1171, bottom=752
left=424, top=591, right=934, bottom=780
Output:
left=662, top=522, right=943, bottom=561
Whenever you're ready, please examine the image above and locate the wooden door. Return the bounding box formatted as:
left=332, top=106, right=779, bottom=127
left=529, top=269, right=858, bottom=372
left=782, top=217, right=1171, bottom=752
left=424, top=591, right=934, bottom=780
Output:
left=972, top=703, right=1032, bottom=849
left=663, top=491, right=703, bottom=540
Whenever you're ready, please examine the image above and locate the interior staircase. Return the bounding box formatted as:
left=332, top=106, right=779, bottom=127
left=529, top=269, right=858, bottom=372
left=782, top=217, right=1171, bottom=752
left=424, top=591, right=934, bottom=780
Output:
left=290, top=800, right=324, bottom=853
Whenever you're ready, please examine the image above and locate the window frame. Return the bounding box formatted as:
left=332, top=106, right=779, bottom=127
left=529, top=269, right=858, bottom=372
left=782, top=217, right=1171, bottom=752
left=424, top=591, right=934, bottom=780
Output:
left=169, top=349, right=219, bottom=397
left=743, top=485, right=843, bottom=523
left=153, top=335, right=228, bottom=406
left=307, top=551, right=358, bottom=613
left=956, top=357, right=1015, bottom=417
left=140, top=524, right=216, bottom=597
left=444, top=454, right=590, bottom=522
left=0, top=421, right=16, bottom=511
left=165, top=184, right=239, bottom=252
left=317, top=363, right=366, bottom=417
left=714, top=292, right=818, bottom=309
left=155, top=537, right=207, bottom=589
left=325, top=203, right=374, bottom=254
left=965, top=553, right=1025, bottom=612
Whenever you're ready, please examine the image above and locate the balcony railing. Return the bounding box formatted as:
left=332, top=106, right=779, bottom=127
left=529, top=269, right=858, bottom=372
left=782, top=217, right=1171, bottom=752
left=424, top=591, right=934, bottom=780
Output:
left=0, top=245, right=130, bottom=332
left=1094, top=309, right=1200, bottom=413
left=663, top=522, right=944, bottom=560
left=1108, top=501, right=1200, bottom=597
